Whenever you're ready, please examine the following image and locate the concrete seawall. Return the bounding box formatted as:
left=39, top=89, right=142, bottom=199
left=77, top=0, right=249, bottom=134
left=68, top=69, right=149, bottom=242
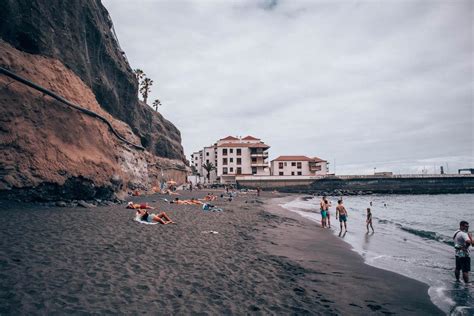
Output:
left=237, top=175, right=474, bottom=194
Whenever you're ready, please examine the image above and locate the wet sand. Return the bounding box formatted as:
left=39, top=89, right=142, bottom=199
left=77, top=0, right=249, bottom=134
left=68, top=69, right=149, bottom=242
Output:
left=0, top=190, right=442, bottom=314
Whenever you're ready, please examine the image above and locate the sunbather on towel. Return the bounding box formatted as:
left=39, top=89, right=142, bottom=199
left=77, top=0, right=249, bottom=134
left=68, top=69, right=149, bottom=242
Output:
left=202, top=203, right=223, bottom=212
left=171, top=198, right=203, bottom=205
left=136, top=209, right=174, bottom=225
left=127, top=202, right=153, bottom=209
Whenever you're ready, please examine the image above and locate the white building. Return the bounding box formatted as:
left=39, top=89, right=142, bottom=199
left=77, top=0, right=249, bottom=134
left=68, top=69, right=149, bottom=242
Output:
left=215, top=136, right=270, bottom=184
left=202, top=144, right=218, bottom=182
left=270, top=156, right=328, bottom=176
left=190, top=150, right=203, bottom=174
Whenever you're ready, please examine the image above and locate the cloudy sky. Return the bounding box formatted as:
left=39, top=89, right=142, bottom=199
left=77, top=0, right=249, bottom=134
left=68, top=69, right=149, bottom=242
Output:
left=103, top=0, right=472, bottom=175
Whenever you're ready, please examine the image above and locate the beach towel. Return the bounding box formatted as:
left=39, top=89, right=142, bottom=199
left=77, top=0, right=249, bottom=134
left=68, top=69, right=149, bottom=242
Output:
left=133, top=214, right=158, bottom=225
left=202, top=204, right=223, bottom=212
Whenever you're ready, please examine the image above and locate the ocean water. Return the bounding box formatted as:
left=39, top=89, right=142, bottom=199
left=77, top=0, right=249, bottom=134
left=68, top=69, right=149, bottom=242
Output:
left=281, top=194, right=474, bottom=315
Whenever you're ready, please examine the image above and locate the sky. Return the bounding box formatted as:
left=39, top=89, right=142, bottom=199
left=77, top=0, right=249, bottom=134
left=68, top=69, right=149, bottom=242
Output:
left=102, top=0, right=473, bottom=175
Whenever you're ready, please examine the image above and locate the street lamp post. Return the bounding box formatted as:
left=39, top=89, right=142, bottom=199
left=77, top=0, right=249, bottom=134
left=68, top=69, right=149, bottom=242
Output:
left=373, top=167, right=376, bottom=175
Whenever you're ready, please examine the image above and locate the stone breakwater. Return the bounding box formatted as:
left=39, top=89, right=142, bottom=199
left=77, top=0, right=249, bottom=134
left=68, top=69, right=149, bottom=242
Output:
left=238, top=175, right=474, bottom=195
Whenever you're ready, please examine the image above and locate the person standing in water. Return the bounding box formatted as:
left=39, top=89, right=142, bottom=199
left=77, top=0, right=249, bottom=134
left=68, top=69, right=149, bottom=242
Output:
left=319, top=196, right=329, bottom=228
left=366, top=208, right=374, bottom=233
left=454, top=221, right=472, bottom=283
left=335, top=199, right=348, bottom=236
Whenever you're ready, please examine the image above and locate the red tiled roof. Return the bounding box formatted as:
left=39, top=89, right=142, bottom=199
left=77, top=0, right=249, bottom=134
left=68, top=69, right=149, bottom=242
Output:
left=217, top=142, right=270, bottom=148
left=220, top=136, right=239, bottom=141
left=242, top=135, right=260, bottom=140
left=272, top=156, right=312, bottom=161
left=312, top=157, right=327, bottom=163
left=272, top=156, right=327, bottom=162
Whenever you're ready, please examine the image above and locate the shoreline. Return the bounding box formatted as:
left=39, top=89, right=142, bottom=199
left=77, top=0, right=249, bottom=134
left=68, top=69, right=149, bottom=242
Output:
left=0, top=190, right=443, bottom=314
left=261, top=195, right=444, bottom=315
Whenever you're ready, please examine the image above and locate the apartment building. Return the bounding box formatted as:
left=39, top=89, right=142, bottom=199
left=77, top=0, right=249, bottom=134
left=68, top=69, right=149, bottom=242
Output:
left=216, top=136, right=270, bottom=183
left=190, top=150, right=203, bottom=174
left=270, top=156, right=328, bottom=176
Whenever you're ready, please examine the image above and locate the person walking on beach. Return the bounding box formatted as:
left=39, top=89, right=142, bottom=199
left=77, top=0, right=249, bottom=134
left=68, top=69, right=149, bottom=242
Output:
left=366, top=208, right=374, bottom=233
left=454, top=221, right=472, bottom=283
left=335, top=200, right=348, bottom=236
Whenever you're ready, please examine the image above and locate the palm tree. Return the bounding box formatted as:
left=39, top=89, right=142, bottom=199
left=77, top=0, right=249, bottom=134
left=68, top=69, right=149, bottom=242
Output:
left=202, top=162, right=216, bottom=183
left=152, top=99, right=161, bottom=111
left=140, top=77, right=153, bottom=104
left=134, top=69, right=145, bottom=82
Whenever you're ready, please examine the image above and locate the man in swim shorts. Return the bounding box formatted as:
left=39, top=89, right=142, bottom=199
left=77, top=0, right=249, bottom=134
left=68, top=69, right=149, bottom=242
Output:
left=335, top=199, right=348, bottom=236
left=320, top=196, right=331, bottom=228
left=454, top=221, right=472, bottom=283
left=320, top=196, right=328, bottom=228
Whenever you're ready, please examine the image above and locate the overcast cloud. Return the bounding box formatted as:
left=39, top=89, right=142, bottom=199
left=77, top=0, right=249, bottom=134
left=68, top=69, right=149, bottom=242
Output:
left=103, top=0, right=473, bottom=174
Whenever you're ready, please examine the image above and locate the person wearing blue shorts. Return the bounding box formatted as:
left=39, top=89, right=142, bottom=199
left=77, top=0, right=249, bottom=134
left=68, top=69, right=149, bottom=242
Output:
left=320, top=196, right=329, bottom=228
left=335, top=199, right=348, bottom=236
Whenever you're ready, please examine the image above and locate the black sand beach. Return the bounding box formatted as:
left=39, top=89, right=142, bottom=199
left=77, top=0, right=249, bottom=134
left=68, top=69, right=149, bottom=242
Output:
left=0, top=190, right=442, bottom=315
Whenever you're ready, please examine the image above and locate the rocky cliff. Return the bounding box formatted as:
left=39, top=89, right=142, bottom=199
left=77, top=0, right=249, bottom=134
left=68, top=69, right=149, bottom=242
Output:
left=0, top=0, right=187, bottom=201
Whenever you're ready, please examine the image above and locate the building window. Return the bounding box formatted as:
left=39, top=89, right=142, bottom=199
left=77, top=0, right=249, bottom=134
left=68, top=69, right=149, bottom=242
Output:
left=315, top=165, right=322, bottom=171
left=230, top=149, right=233, bottom=154
left=206, top=159, right=209, bottom=163
left=223, top=158, right=228, bottom=165
left=237, top=149, right=241, bottom=155
left=278, top=162, right=283, bottom=169
left=252, top=167, right=257, bottom=175
left=206, top=152, right=209, bottom=156
left=284, top=162, right=287, bottom=166
left=230, top=158, right=233, bottom=163
left=237, top=158, right=241, bottom=165
left=291, top=171, right=295, bottom=175
left=291, top=162, right=296, bottom=167
left=297, top=162, right=302, bottom=169
left=252, top=157, right=257, bottom=163
left=237, top=167, right=242, bottom=174
left=223, top=167, right=228, bottom=175
left=279, top=172, right=284, bottom=176
left=230, top=167, right=234, bottom=173
left=297, top=171, right=302, bottom=175
left=223, top=149, right=227, bottom=155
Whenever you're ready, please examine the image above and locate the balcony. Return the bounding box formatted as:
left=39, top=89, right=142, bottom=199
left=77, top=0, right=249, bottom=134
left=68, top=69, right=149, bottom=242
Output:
left=309, top=163, right=322, bottom=171
left=251, top=162, right=269, bottom=167
left=250, top=151, right=269, bottom=158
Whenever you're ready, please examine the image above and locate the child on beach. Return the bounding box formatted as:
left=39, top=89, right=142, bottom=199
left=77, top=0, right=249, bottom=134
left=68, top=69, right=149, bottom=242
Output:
left=335, top=200, right=348, bottom=236
left=366, top=208, right=374, bottom=233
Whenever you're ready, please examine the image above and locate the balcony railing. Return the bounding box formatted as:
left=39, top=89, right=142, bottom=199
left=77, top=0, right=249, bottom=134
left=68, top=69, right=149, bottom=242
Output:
left=250, top=152, right=269, bottom=158
left=251, top=163, right=269, bottom=167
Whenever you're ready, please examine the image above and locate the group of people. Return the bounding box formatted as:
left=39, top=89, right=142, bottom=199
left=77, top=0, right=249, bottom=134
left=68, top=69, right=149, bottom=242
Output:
left=319, top=196, right=374, bottom=236
left=319, top=197, right=472, bottom=283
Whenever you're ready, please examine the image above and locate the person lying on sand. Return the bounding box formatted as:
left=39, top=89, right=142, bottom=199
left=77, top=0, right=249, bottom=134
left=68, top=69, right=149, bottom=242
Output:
left=202, top=203, right=223, bottom=212
left=127, top=202, right=153, bottom=209
left=203, top=193, right=217, bottom=201
left=171, top=198, right=204, bottom=205
left=161, top=189, right=180, bottom=196
left=136, top=209, right=174, bottom=225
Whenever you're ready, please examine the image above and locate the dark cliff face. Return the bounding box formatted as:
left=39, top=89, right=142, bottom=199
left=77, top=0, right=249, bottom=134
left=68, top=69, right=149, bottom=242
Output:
left=0, top=0, right=185, bottom=161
